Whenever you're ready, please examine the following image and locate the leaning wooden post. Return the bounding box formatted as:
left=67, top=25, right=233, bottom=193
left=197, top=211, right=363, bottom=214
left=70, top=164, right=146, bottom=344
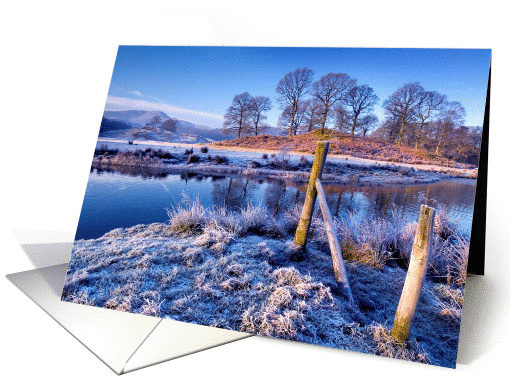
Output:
left=315, top=178, right=354, bottom=303
left=294, top=141, right=330, bottom=248
left=391, top=205, right=436, bottom=343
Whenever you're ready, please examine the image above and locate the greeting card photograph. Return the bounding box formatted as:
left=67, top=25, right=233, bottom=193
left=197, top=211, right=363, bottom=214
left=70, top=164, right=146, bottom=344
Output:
left=61, top=46, right=490, bottom=368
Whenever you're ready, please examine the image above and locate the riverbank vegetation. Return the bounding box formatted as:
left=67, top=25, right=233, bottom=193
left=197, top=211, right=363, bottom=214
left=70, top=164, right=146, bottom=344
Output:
left=92, top=144, right=473, bottom=186
left=62, top=199, right=467, bottom=368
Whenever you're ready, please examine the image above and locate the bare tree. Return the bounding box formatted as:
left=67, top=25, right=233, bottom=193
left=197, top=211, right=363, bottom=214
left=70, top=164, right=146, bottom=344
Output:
left=149, top=114, right=162, bottom=126
left=312, top=73, right=355, bottom=134
left=334, top=104, right=352, bottom=134
left=434, top=101, right=466, bottom=156
left=223, top=92, right=254, bottom=138
left=415, top=91, right=446, bottom=149
left=344, top=84, right=379, bottom=137
left=302, top=99, right=323, bottom=133
left=279, top=103, right=306, bottom=135
left=161, top=117, right=179, bottom=132
left=248, top=96, right=272, bottom=136
left=383, top=82, right=424, bottom=146
left=359, top=115, right=379, bottom=137
left=276, top=68, right=314, bottom=137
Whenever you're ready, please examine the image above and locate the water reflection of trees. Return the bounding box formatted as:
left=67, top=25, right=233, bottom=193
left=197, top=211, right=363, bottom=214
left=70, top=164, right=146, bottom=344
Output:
left=212, top=177, right=261, bottom=209
left=320, top=180, right=476, bottom=226
left=92, top=165, right=170, bottom=180
left=93, top=166, right=476, bottom=232
left=209, top=175, right=475, bottom=230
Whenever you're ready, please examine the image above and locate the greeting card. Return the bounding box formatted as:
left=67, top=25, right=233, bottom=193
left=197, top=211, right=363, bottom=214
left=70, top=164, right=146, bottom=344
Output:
left=61, top=46, right=490, bottom=368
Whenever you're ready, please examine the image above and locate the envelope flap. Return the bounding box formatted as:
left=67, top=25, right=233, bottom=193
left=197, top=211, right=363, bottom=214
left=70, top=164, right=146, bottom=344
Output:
left=7, top=264, right=161, bottom=374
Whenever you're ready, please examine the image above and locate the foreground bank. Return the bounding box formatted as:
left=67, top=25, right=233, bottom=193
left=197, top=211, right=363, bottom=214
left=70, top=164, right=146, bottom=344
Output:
left=62, top=202, right=467, bottom=367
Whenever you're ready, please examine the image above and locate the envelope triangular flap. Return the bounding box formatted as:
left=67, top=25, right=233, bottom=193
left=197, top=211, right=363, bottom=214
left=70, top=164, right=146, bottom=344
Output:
left=8, top=263, right=249, bottom=374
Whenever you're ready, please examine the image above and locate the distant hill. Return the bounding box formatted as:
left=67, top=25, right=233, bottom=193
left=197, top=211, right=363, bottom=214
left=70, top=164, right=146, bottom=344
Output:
left=100, top=124, right=210, bottom=144
left=103, top=110, right=171, bottom=128
left=102, top=109, right=236, bottom=141
left=99, top=117, right=133, bottom=133
left=175, top=124, right=237, bottom=141
left=102, top=109, right=288, bottom=142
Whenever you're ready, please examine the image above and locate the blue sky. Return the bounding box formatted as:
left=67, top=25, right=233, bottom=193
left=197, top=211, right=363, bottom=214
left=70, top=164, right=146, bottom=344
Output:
left=105, top=46, right=491, bottom=129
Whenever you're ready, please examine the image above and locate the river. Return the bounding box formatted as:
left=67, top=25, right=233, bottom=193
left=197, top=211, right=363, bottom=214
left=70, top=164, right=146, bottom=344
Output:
left=74, top=167, right=477, bottom=240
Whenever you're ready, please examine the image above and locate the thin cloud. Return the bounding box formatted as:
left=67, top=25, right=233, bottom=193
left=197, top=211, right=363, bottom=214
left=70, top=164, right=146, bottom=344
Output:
left=129, top=90, right=144, bottom=98
left=105, top=96, right=223, bottom=122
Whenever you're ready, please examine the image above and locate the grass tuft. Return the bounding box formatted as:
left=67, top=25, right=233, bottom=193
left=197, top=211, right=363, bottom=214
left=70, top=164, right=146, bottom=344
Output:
left=370, top=325, right=429, bottom=364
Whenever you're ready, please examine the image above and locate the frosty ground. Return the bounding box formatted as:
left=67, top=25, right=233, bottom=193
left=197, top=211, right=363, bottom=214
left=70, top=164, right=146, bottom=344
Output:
left=62, top=200, right=467, bottom=368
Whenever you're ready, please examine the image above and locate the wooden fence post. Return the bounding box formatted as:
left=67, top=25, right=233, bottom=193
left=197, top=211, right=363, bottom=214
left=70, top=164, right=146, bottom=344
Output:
left=391, top=205, right=436, bottom=343
left=294, top=141, right=330, bottom=248
left=315, top=178, right=354, bottom=303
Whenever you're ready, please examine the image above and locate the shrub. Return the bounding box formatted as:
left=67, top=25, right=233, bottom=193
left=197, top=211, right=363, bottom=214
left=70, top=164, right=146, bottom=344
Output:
left=95, top=145, right=119, bottom=156
left=346, top=173, right=360, bottom=182
left=214, top=155, right=228, bottom=164
left=151, top=149, right=172, bottom=159
left=434, top=206, right=456, bottom=240
left=398, top=167, right=412, bottom=176
left=200, top=146, right=209, bottom=153
left=187, top=154, right=200, bottom=163
left=261, top=153, right=268, bottom=159
left=167, top=197, right=209, bottom=234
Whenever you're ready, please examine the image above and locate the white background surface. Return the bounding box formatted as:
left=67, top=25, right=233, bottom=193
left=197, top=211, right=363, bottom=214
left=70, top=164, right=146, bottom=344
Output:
left=1, top=1, right=508, bottom=380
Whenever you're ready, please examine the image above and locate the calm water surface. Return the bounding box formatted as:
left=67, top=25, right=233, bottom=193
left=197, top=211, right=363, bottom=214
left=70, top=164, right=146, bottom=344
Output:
left=75, top=168, right=477, bottom=240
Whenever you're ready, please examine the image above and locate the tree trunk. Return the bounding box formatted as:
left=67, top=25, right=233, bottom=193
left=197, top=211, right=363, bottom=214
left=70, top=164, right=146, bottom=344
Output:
left=254, top=115, right=260, bottom=136
left=434, top=121, right=448, bottom=156
left=238, top=114, right=242, bottom=138
left=415, top=120, right=425, bottom=149
left=351, top=114, right=358, bottom=137
left=288, top=108, right=295, bottom=137
left=320, top=105, right=328, bottom=134
left=397, top=115, right=406, bottom=146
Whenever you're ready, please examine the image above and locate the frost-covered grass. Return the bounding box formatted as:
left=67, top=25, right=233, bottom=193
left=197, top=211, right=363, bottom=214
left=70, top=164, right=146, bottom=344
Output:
left=62, top=201, right=467, bottom=368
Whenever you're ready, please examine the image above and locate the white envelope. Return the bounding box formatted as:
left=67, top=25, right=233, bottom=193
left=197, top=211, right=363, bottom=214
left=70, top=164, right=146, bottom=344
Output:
left=7, top=237, right=251, bottom=375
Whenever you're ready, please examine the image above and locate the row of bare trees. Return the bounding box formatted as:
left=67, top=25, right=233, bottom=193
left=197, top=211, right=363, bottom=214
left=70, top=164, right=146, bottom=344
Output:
left=222, top=69, right=479, bottom=162
left=275, top=69, right=380, bottom=137
left=223, top=68, right=379, bottom=138
left=378, top=82, right=468, bottom=156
